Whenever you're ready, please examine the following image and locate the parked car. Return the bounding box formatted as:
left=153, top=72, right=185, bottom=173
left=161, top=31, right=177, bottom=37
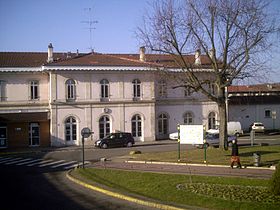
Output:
left=94, top=132, right=135, bottom=149
left=195, top=131, right=237, bottom=148
left=169, top=132, right=178, bottom=140
left=227, top=121, right=243, bottom=136
left=249, top=122, right=265, bottom=133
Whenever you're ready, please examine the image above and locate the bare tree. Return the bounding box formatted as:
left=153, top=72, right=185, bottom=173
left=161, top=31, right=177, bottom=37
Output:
left=138, top=0, right=279, bottom=149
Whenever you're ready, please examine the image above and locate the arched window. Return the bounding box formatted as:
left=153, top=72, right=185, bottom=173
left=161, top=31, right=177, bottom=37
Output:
left=100, top=79, right=109, bottom=99
left=131, top=114, right=142, bottom=137
left=132, top=79, right=141, bottom=98
left=184, top=112, right=193, bottom=124
left=208, top=112, right=216, bottom=129
left=99, top=115, right=110, bottom=138
left=158, top=113, right=168, bottom=135
left=158, top=80, right=167, bottom=97
left=65, top=79, right=76, bottom=100
left=65, top=117, right=77, bottom=141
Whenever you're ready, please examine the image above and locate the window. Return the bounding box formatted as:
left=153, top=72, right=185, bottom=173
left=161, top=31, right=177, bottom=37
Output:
left=29, top=122, right=40, bottom=146
left=100, top=79, right=109, bottom=100
left=209, top=83, right=216, bottom=95
left=265, top=110, right=271, bottom=118
left=132, top=114, right=142, bottom=137
left=158, top=80, right=167, bottom=97
left=132, top=79, right=141, bottom=99
left=66, top=79, right=76, bottom=100
left=99, top=116, right=110, bottom=138
left=30, top=81, right=39, bottom=100
left=65, top=117, right=77, bottom=141
left=158, top=113, right=168, bottom=135
left=184, top=87, right=191, bottom=97
left=208, top=112, right=216, bottom=129
left=0, top=80, right=7, bottom=101
left=184, top=112, right=193, bottom=124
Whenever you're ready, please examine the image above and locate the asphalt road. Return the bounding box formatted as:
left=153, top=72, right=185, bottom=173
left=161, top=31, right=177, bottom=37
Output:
left=0, top=164, right=156, bottom=210
left=1, top=134, right=279, bottom=210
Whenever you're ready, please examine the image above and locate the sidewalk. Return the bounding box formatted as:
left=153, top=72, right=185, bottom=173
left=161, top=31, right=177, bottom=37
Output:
left=89, top=156, right=275, bottom=179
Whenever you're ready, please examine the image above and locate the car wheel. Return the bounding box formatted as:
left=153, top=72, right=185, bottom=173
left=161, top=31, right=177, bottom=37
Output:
left=101, top=143, right=108, bottom=149
left=127, top=142, right=133, bottom=147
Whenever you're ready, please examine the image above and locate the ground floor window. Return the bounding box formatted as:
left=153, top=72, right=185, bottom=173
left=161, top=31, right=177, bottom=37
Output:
left=0, top=124, right=7, bottom=147
left=208, top=112, right=216, bottom=129
left=184, top=112, right=193, bottom=124
left=29, top=122, right=40, bottom=146
left=158, top=113, right=168, bottom=135
left=65, top=117, right=77, bottom=141
left=99, top=115, right=110, bottom=138
left=132, top=114, right=142, bottom=137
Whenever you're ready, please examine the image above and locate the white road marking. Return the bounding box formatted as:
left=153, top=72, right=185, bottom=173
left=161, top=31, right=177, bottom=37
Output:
left=16, top=159, right=43, bottom=166
left=51, top=161, right=77, bottom=168
left=0, top=157, right=22, bottom=164
left=39, top=160, right=65, bottom=167
left=5, top=158, right=32, bottom=165
left=27, top=159, right=53, bottom=166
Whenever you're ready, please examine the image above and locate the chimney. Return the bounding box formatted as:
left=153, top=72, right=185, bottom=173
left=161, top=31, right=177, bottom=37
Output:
left=139, top=46, right=146, bottom=62
left=67, top=51, right=71, bottom=59
left=195, top=49, right=201, bottom=65
left=47, top=43, right=53, bottom=63
left=209, top=49, right=214, bottom=60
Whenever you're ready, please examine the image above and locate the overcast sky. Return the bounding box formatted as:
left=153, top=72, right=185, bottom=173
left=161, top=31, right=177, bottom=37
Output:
left=0, top=0, right=279, bottom=84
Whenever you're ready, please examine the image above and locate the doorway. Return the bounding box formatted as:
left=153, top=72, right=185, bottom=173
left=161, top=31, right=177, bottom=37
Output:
left=29, top=123, right=40, bottom=146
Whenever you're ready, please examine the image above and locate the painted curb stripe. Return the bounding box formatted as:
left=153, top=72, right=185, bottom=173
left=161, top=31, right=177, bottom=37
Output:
left=66, top=171, right=186, bottom=210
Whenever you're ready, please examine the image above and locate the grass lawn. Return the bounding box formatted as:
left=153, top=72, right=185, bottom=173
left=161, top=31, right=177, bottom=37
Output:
left=129, top=145, right=280, bottom=167
left=74, top=168, right=280, bottom=210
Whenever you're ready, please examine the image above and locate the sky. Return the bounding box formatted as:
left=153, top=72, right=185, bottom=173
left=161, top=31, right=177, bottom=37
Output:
left=0, top=0, right=280, bottom=84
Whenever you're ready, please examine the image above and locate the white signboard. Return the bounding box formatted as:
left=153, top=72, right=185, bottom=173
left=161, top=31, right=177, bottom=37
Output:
left=179, top=124, right=204, bottom=145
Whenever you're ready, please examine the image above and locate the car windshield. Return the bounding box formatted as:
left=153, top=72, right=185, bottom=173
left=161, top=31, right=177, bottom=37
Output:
left=255, top=123, right=263, bottom=126
left=206, top=133, right=219, bottom=139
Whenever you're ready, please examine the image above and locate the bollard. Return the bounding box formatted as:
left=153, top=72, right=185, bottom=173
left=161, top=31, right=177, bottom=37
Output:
left=253, top=152, right=261, bottom=167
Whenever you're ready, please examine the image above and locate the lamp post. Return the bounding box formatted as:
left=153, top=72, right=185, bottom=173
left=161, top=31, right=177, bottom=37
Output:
left=81, top=127, right=93, bottom=168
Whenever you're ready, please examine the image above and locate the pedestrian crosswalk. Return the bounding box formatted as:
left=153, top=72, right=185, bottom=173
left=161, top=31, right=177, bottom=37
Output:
left=0, top=156, right=89, bottom=170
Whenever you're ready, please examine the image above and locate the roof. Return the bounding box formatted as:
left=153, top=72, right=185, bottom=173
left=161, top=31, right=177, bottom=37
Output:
left=228, top=83, right=280, bottom=93
left=44, top=52, right=213, bottom=69
left=0, top=52, right=79, bottom=68
left=0, top=51, right=213, bottom=70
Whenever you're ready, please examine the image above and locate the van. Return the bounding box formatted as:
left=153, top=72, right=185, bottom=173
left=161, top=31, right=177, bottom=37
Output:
left=227, top=121, right=243, bottom=136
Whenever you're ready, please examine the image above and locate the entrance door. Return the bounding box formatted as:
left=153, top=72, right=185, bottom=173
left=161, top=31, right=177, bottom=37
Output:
left=29, top=123, right=40, bottom=146
left=0, top=126, right=7, bottom=147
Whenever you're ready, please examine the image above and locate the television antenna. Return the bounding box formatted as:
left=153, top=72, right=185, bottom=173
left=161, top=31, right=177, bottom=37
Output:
left=81, top=6, right=98, bottom=52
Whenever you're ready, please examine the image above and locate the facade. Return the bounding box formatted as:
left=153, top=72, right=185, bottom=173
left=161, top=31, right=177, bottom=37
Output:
left=228, top=84, right=280, bottom=131
left=0, top=45, right=220, bottom=148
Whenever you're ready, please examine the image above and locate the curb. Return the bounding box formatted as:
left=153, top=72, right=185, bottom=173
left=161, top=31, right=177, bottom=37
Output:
left=125, top=160, right=276, bottom=170
left=66, top=169, right=186, bottom=210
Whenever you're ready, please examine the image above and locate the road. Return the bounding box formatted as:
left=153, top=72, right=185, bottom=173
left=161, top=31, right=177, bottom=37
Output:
left=0, top=135, right=279, bottom=210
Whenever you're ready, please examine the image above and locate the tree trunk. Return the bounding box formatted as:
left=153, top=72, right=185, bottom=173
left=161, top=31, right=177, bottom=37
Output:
left=217, top=87, right=228, bottom=150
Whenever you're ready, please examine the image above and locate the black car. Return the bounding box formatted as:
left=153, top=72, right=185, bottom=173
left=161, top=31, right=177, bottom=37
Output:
left=94, top=132, right=135, bottom=149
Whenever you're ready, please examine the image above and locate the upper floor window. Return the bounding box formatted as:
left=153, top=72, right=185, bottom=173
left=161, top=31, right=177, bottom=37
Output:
left=132, top=79, right=141, bottom=99
left=158, top=80, right=167, bottom=97
left=100, top=79, right=109, bottom=100
left=66, top=79, right=76, bottom=101
left=0, top=80, right=7, bottom=101
left=208, top=83, right=216, bottom=95
left=184, top=87, right=191, bottom=97
left=30, top=80, right=39, bottom=100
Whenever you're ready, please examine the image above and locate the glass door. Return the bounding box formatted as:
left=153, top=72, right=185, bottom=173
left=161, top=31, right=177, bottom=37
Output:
left=0, top=126, right=7, bottom=147
left=29, top=123, right=40, bottom=146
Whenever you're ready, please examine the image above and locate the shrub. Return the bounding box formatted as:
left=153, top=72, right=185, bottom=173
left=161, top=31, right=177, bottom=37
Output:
left=270, top=161, right=280, bottom=195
